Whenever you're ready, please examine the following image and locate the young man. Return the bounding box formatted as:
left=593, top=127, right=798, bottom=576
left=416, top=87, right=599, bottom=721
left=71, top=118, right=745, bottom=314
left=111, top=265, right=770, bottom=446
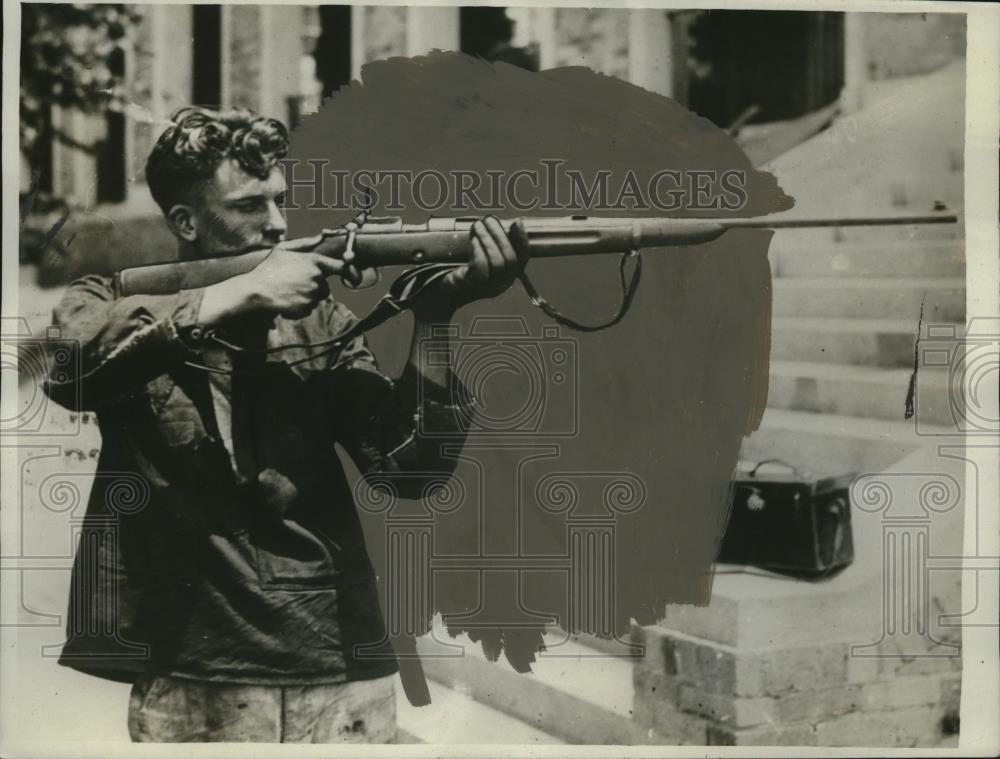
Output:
left=44, top=107, right=528, bottom=743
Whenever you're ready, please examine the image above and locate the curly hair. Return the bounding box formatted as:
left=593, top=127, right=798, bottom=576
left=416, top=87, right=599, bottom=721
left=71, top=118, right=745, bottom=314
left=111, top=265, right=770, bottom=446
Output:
left=145, top=107, right=289, bottom=213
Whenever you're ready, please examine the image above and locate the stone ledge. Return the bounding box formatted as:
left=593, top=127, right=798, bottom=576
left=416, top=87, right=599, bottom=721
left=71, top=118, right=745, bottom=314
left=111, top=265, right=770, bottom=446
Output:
left=813, top=704, right=946, bottom=748
left=656, top=568, right=883, bottom=649
left=634, top=625, right=852, bottom=698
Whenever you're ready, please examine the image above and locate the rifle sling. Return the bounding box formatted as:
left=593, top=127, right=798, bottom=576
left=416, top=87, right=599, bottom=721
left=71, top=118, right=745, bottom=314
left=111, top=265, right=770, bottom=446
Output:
left=518, top=249, right=642, bottom=333
left=185, top=252, right=643, bottom=375
left=184, top=264, right=457, bottom=374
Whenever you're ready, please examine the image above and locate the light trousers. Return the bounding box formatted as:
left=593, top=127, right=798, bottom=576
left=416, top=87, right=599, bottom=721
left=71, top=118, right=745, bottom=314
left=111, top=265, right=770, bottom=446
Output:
left=128, top=672, right=397, bottom=743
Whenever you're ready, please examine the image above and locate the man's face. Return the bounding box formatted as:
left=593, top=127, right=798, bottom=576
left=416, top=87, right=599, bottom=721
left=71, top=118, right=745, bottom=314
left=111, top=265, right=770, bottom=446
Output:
left=186, top=158, right=288, bottom=257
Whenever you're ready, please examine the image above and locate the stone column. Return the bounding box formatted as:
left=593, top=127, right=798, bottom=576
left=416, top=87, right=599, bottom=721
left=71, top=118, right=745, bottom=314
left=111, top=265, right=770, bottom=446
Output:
left=351, top=6, right=408, bottom=79
left=351, top=6, right=459, bottom=80
left=507, top=7, right=556, bottom=70
left=544, top=8, right=675, bottom=94
left=406, top=7, right=460, bottom=57
left=128, top=4, right=193, bottom=189
left=49, top=107, right=101, bottom=208
left=214, top=6, right=308, bottom=124
left=222, top=5, right=261, bottom=113
left=842, top=12, right=868, bottom=114
left=260, top=6, right=306, bottom=123
left=627, top=9, right=674, bottom=97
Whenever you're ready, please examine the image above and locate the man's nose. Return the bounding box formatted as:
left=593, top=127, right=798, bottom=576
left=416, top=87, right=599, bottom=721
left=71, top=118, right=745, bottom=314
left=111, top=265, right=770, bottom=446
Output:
left=264, top=200, right=287, bottom=239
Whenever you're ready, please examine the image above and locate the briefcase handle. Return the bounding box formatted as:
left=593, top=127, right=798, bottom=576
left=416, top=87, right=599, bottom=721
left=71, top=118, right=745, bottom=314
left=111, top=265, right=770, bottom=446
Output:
left=747, top=458, right=807, bottom=479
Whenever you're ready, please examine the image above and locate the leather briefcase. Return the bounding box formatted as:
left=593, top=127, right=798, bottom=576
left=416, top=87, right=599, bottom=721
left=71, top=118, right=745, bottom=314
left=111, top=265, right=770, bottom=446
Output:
left=717, top=459, right=856, bottom=577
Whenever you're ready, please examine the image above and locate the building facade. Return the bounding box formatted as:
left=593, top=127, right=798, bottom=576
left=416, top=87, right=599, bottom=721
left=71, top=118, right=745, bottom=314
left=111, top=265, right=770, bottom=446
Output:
left=26, top=6, right=966, bottom=218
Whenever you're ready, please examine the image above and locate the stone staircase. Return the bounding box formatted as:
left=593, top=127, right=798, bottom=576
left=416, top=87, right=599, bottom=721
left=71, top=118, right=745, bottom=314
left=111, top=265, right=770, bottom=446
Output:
left=741, top=232, right=964, bottom=477
left=744, top=238, right=964, bottom=473
left=740, top=62, right=966, bottom=476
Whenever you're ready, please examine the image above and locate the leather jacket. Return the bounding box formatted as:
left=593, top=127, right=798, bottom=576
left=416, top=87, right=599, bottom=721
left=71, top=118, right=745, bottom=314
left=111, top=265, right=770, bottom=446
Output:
left=45, top=275, right=470, bottom=685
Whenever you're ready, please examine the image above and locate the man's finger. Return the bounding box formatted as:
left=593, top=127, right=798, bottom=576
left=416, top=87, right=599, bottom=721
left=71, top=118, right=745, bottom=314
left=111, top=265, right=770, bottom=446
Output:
left=474, top=220, right=505, bottom=277
left=308, top=254, right=344, bottom=276
left=467, top=237, right=489, bottom=283
left=314, top=276, right=331, bottom=301
left=483, top=215, right=507, bottom=241
left=277, top=233, right=324, bottom=252
left=507, top=219, right=531, bottom=271
left=486, top=216, right=518, bottom=270
left=311, top=235, right=349, bottom=259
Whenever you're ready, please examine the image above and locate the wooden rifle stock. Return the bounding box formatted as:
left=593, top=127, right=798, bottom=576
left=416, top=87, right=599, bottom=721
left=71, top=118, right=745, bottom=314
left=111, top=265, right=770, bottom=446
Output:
left=113, top=210, right=958, bottom=297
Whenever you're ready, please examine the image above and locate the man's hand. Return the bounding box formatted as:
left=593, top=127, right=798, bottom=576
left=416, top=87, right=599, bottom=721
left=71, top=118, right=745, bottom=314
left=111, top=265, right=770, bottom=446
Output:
left=198, top=248, right=342, bottom=324
left=414, top=217, right=530, bottom=320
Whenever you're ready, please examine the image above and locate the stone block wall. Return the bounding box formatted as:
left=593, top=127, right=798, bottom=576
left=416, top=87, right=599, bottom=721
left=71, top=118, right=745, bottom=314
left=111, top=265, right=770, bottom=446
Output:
left=633, top=623, right=961, bottom=747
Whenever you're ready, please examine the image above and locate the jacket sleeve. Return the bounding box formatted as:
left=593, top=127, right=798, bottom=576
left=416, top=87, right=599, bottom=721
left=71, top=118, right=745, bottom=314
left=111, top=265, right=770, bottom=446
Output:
left=321, top=304, right=474, bottom=500
left=43, top=275, right=207, bottom=411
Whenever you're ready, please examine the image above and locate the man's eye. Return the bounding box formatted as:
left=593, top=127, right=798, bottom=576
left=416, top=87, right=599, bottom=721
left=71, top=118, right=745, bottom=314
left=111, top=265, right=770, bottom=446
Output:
left=235, top=200, right=264, bottom=212
left=275, top=193, right=287, bottom=208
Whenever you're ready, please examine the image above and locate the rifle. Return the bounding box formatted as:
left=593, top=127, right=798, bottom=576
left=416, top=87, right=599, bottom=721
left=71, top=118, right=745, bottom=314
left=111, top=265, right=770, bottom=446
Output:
left=113, top=210, right=958, bottom=298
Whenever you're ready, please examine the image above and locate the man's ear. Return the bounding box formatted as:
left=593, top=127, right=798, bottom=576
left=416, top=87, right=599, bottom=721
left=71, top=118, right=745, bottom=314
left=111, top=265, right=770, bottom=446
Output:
left=166, top=204, right=198, bottom=242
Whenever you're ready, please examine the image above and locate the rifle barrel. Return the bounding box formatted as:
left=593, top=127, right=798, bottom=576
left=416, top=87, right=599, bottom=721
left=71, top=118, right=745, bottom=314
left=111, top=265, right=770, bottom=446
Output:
left=708, top=210, right=958, bottom=229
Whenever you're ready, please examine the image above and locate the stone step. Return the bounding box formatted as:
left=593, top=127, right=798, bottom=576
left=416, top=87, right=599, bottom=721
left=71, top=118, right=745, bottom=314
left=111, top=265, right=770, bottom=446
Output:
left=767, top=361, right=955, bottom=427
left=770, top=317, right=961, bottom=368
left=396, top=679, right=565, bottom=744
left=772, top=278, right=964, bottom=321
left=769, top=238, right=964, bottom=278
left=416, top=625, right=649, bottom=745
left=741, top=408, right=957, bottom=474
